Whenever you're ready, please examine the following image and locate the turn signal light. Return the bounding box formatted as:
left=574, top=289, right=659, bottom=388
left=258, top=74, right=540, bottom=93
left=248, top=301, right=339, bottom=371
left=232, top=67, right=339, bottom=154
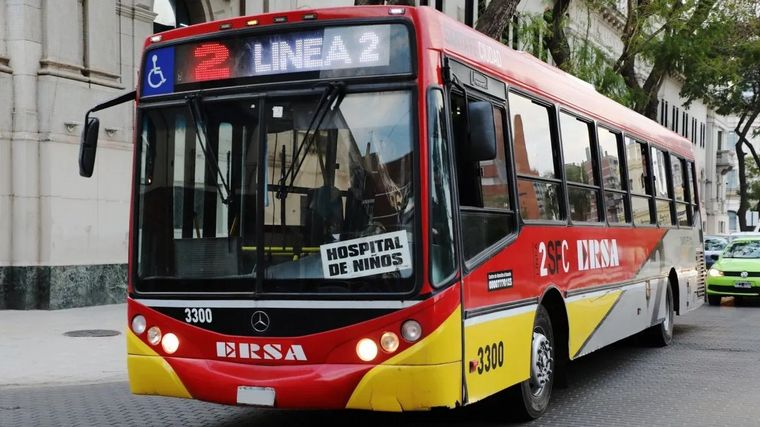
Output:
left=131, top=315, right=146, bottom=335
left=401, top=320, right=422, bottom=342
left=380, top=332, right=400, bottom=353
left=147, top=326, right=162, bottom=346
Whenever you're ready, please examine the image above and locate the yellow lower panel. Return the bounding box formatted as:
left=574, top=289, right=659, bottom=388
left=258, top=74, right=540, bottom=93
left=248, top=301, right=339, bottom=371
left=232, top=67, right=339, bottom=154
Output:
left=126, top=330, right=191, bottom=398
left=463, top=309, right=535, bottom=404
left=565, top=290, right=622, bottom=358
left=345, top=362, right=461, bottom=411
left=346, top=307, right=463, bottom=411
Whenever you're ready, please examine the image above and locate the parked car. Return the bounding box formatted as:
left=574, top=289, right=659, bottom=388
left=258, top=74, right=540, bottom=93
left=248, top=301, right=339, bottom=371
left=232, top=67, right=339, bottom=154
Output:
left=729, top=231, right=760, bottom=241
left=706, top=237, right=760, bottom=306
left=704, top=235, right=729, bottom=269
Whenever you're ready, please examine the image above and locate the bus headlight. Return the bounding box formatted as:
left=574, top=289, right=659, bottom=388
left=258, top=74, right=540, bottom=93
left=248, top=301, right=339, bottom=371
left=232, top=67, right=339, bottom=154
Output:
left=161, top=333, right=180, bottom=354
left=356, top=338, right=378, bottom=362
left=131, top=315, right=147, bottom=335
left=147, top=326, right=162, bottom=346
left=380, top=332, right=399, bottom=353
left=401, top=320, right=422, bottom=342
left=708, top=268, right=723, bottom=277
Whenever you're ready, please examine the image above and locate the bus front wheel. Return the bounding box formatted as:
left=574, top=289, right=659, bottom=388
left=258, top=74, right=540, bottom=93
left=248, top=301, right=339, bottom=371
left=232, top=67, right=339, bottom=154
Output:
left=508, top=304, right=554, bottom=420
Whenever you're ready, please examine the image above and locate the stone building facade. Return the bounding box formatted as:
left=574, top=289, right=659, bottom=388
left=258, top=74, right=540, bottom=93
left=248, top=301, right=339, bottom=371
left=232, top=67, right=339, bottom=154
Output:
left=0, top=0, right=729, bottom=309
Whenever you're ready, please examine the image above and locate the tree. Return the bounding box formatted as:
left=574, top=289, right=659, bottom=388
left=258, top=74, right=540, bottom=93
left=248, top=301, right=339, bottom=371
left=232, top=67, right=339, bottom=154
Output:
left=475, top=0, right=521, bottom=40
left=679, top=1, right=760, bottom=230
left=538, top=0, right=728, bottom=120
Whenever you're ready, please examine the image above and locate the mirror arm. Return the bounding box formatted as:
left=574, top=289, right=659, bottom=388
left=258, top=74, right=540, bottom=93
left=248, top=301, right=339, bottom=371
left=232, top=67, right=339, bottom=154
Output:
left=87, top=90, right=137, bottom=117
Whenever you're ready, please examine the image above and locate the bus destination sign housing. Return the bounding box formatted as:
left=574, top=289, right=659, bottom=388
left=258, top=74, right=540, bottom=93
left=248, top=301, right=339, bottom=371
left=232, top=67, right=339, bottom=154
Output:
left=142, top=23, right=412, bottom=95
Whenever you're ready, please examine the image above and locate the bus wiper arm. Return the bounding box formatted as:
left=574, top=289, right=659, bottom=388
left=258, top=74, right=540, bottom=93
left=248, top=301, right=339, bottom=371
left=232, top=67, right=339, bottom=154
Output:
left=277, top=82, right=345, bottom=199
left=186, top=94, right=232, bottom=205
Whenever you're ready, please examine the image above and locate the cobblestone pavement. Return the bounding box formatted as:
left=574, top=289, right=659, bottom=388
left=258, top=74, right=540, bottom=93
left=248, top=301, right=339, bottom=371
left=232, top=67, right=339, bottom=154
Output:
left=2, top=301, right=759, bottom=427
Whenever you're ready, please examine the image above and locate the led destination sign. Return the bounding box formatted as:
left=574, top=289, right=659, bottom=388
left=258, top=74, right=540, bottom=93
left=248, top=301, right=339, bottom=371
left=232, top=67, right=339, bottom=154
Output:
left=159, top=24, right=411, bottom=89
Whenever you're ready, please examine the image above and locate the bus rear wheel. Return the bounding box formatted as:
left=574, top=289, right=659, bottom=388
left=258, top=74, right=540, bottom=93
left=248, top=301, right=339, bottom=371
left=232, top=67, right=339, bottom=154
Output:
left=645, top=283, right=674, bottom=347
left=508, top=304, right=554, bottom=420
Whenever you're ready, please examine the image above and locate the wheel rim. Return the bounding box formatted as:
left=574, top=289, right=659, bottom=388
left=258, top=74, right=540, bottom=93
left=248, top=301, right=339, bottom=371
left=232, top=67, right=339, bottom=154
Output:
left=529, top=330, right=553, bottom=396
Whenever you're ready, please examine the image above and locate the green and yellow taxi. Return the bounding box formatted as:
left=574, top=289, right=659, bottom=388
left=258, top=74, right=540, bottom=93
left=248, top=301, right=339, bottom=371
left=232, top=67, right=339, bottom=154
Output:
left=707, top=237, right=760, bottom=305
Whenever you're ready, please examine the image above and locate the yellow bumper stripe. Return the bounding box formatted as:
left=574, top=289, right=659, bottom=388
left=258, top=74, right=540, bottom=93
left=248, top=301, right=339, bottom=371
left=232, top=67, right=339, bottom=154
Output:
left=126, top=330, right=192, bottom=399
left=346, top=307, right=462, bottom=411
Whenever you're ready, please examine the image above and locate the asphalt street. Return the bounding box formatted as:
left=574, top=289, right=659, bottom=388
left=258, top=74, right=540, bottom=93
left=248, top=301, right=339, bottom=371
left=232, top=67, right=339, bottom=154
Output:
left=2, top=300, right=759, bottom=426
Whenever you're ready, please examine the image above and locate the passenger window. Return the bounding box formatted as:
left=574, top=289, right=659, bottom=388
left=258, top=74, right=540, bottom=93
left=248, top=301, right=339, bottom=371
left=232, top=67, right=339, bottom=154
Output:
left=510, top=92, right=562, bottom=221
left=625, top=137, right=655, bottom=225
left=651, top=147, right=674, bottom=226
left=672, top=155, right=691, bottom=227
left=597, top=127, right=629, bottom=223
left=450, top=92, right=515, bottom=262
left=560, top=112, right=600, bottom=222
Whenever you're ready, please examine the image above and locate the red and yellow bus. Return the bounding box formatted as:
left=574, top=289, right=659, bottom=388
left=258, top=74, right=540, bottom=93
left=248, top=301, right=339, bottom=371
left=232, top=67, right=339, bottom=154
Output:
left=79, top=5, right=704, bottom=419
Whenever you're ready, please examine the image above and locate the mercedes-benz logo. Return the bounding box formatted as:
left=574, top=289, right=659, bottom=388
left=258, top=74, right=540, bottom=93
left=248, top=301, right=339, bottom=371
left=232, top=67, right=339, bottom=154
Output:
left=741, top=271, right=749, bottom=278
left=251, top=311, right=270, bottom=333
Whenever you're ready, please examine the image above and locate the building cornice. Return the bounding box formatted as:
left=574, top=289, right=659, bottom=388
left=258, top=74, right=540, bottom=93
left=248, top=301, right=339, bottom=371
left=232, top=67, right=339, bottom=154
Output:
left=117, top=2, right=157, bottom=23
left=595, top=3, right=626, bottom=32
left=39, top=59, right=125, bottom=90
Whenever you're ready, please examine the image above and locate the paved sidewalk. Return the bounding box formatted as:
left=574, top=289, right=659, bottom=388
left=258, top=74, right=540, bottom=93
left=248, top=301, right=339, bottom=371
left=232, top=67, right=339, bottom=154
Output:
left=0, top=304, right=127, bottom=388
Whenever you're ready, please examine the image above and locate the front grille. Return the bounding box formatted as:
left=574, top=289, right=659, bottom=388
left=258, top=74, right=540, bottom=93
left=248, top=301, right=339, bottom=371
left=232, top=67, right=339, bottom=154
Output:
left=708, top=284, right=760, bottom=295
left=723, top=271, right=760, bottom=277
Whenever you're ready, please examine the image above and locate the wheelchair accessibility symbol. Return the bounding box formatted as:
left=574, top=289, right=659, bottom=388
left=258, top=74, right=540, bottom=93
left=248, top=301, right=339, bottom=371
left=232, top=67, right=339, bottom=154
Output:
left=142, top=47, right=173, bottom=96
left=147, top=54, right=167, bottom=89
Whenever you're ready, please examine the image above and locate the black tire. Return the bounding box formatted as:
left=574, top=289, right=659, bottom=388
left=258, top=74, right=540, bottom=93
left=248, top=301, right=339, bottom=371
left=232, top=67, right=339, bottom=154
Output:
left=645, top=283, right=674, bottom=347
left=508, top=305, right=554, bottom=420
left=734, top=296, right=744, bottom=306
left=707, top=295, right=722, bottom=306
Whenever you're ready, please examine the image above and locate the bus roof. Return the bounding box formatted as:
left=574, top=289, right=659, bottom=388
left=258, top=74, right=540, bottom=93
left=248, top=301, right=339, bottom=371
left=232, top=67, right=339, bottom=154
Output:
left=144, top=5, right=693, bottom=160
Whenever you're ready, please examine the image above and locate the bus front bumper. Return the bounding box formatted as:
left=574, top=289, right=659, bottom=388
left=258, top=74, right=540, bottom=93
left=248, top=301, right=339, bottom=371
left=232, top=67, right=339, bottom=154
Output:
left=128, top=352, right=462, bottom=411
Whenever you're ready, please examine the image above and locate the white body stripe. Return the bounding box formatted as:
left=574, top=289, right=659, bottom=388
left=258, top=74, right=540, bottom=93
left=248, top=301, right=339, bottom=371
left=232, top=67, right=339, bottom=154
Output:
left=464, top=304, right=537, bottom=327
left=135, top=298, right=422, bottom=310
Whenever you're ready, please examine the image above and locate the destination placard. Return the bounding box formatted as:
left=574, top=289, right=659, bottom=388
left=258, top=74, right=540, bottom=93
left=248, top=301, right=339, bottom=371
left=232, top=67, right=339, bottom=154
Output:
left=320, top=230, right=412, bottom=279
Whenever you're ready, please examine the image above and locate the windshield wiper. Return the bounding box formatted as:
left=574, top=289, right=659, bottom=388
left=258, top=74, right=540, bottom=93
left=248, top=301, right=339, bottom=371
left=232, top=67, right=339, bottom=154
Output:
left=186, top=94, right=233, bottom=205
left=277, top=82, right=345, bottom=200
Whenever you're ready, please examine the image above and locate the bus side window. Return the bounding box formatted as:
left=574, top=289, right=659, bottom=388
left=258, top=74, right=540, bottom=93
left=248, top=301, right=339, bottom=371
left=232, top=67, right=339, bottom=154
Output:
left=449, top=91, right=515, bottom=262
left=672, top=155, right=690, bottom=227
left=625, top=137, right=655, bottom=225
left=597, top=127, right=629, bottom=224
left=509, top=91, right=563, bottom=221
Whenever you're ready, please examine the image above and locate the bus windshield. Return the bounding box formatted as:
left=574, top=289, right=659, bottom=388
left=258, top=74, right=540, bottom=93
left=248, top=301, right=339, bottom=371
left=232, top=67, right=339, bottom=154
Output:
left=136, top=90, right=416, bottom=294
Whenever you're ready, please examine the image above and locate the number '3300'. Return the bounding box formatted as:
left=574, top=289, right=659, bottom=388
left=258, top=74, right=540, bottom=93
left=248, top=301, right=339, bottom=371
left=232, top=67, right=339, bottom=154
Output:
left=477, top=341, right=504, bottom=374
left=184, top=308, right=212, bottom=324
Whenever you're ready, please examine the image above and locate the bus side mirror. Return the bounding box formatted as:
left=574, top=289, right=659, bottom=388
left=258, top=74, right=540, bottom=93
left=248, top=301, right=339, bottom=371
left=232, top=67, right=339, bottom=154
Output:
left=467, top=101, right=497, bottom=161
left=79, top=117, right=100, bottom=177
